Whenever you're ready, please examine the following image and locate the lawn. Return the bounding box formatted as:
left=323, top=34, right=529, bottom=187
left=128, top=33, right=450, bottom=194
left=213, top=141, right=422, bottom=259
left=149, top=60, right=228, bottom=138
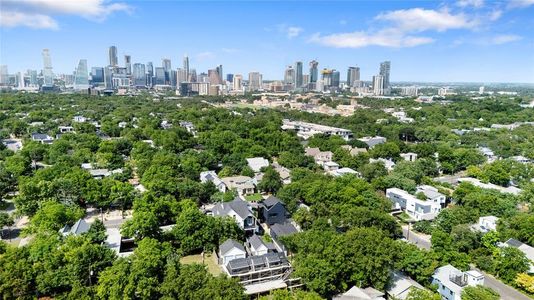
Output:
left=245, top=193, right=263, bottom=202
left=180, top=253, right=222, bottom=276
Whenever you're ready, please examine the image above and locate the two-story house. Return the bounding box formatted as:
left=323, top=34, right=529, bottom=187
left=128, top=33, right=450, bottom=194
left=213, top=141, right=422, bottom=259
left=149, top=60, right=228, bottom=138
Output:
left=259, top=196, right=290, bottom=225
left=386, top=188, right=441, bottom=221
left=431, top=265, right=484, bottom=300
left=212, top=198, right=258, bottom=233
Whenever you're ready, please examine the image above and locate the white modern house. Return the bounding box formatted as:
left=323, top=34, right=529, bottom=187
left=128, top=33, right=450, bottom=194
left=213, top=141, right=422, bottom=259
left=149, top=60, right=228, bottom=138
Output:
left=282, top=119, right=353, bottom=141
left=432, top=265, right=484, bottom=300
left=472, top=216, right=499, bottom=233
left=400, top=152, right=418, bottom=162
left=386, top=188, right=441, bottom=221
left=415, top=185, right=446, bottom=206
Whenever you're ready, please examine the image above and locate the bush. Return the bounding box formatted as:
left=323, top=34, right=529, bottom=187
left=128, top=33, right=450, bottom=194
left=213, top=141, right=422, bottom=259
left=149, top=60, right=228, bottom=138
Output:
left=413, top=220, right=433, bottom=234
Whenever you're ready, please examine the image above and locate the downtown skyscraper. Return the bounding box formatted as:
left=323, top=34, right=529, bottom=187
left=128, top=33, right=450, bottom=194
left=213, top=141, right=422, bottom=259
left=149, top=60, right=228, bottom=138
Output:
left=380, top=61, right=391, bottom=94
left=309, top=60, right=319, bottom=83
left=183, top=54, right=190, bottom=82
left=74, top=59, right=89, bottom=90
left=42, top=49, right=54, bottom=87
left=132, top=63, right=146, bottom=87
left=109, top=46, right=118, bottom=67
left=295, top=61, right=303, bottom=88
left=124, top=55, right=132, bottom=75
left=347, top=66, right=360, bottom=87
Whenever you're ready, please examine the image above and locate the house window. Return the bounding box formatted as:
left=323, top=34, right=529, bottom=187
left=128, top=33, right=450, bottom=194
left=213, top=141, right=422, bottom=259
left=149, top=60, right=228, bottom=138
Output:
left=268, top=213, right=278, bottom=217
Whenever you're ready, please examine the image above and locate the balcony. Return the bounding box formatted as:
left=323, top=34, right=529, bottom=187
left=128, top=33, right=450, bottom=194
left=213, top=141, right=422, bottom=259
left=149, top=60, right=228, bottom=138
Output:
left=449, top=273, right=468, bottom=287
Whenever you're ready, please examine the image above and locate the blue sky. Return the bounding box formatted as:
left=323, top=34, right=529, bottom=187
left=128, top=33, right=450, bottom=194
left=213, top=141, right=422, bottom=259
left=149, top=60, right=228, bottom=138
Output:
left=1, top=0, right=533, bottom=83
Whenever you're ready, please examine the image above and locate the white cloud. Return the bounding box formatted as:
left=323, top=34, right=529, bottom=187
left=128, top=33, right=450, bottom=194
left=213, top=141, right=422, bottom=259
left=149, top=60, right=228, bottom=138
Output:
left=275, top=24, right=303, bottom=39
left=195, top=51, right=215, bottom=61
left=0, top=0, right=131, bottom=29
left=221, top=48, right=239, bottom=54
left=286, top=26, right=303, bottom=39
left=490, top=34, right=522, bottom=44
left=489, top=9, right=502, bottom=21
left=507, top=0, right=534, bottom=8
left=309, top=29, right=434, bottom=48
left=376, top=8, right=478, bottom=32
left=456, top=0, right=484, bottom=8
left=0, top=10, right=58, bottom=29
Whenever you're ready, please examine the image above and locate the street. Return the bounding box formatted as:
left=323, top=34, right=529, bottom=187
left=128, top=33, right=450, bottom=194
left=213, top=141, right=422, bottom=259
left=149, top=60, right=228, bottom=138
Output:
left=401, top=225, right=531, bottom=300
left=401, top=225, right=431, bottom=250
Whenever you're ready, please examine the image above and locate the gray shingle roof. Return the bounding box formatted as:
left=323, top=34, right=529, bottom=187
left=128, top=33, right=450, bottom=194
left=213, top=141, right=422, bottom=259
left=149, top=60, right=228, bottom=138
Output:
left=219, top=239, right=245, bottom=255
left=270, top=222, right=298, bottom=237
left=213, top=198, right=252, bottom=220
left=262, top=195, right=283, bottom=209
left=248, top=235, right=267, bottom=251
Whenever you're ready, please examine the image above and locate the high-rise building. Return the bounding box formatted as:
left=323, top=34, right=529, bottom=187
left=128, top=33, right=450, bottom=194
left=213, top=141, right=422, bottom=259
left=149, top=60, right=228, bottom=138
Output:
left=309, top=60, right=319, bottom=83
left=216, top=65, right=223, bottom=83
left=42, top=49, right=54, bottom=87
left=146, top=62, right=154, bottom=87
left=332, top=70, right=340, bottom=87
left=189, top=69, right=197, bottom=83
left=248, top=72, right=262, bottom=91
left=379, top=61, right=391, bottom=94
left=91, top=67, right=104, bottom=84
left=208, top=69, right=222, bottom=85
left=109, top=46, right=118, bottom=67
left=284, top=66, right=295, bottom=86
left=170, top=70, right=177, bottom=87
left=177, top=68, right=188, bottom=84
left=347, top=66, right=360, bottom=87
left=104, top=66, right=113, bottom=90
left=226, top=74, right=234, bottom=83
left=28, top=70, right=38, bottom=86
left=198, top=72, right=208, bottom=83
left=372, top=75, right=384, bottom=96
left=132, top=63, right=146, bottom=87
left=74, top=59, right=89, bottom=90
left=124, top=55, right=132, bottom=75
left=302, top=74, right=310, bottom=87
left=295, top=61, right=303, bottom=88
left=162, top=58, right=172, bottom=85
left=233, top=74, right=243, bottom=90
left=321, top=69, right=333, bottom=87
left=0, top=65, right=8, bottom=85
left=155, top=67, right=166, bottom=85
left=183, top=54, right=189, bottom=81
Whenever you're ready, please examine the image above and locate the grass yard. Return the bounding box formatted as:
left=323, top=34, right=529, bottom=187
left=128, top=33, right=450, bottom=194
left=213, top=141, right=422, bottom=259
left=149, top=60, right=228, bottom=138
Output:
left=245, top=193, right=263, bottom=202
left=180, top=253, right=222, bottom=276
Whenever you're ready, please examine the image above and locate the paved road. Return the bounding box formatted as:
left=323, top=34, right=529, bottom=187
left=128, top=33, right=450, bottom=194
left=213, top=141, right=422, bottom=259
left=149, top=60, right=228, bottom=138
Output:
left=474, top=268, right=531, bottom=300
left=401, top=225, right=531, bottom=300
left=401, top=225, right=431, bottom=250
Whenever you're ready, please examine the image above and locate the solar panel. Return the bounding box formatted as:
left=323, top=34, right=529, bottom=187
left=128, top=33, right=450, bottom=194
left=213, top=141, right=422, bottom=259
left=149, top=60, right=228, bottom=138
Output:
left=228, top=258, right=249, bottom=271
left=265, top=253, right=281, bottom=264
left=250, top=256, right=266, bottom=267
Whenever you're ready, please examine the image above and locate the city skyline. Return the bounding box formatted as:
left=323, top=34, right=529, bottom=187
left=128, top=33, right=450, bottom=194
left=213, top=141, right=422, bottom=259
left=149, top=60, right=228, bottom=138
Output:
left=1, top=1, right=534, bottom=83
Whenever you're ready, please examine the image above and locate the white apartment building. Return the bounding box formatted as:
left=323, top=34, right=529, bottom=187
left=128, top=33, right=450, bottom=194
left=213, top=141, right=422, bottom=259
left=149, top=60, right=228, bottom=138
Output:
left=386, top=188, right=441, bottom=221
